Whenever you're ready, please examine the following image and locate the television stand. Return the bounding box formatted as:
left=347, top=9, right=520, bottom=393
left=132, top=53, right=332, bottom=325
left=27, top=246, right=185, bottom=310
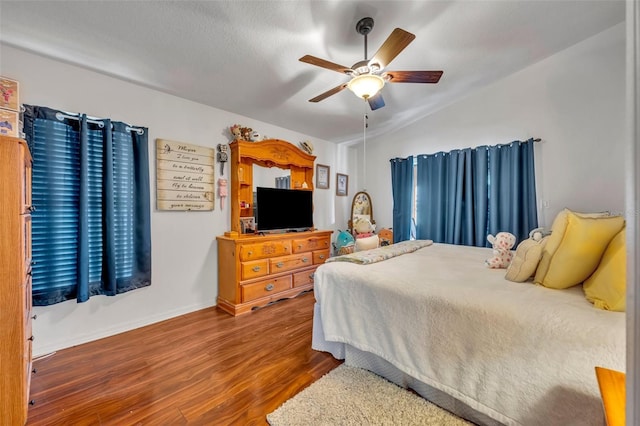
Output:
left=216, top=229, right=333, bottom=316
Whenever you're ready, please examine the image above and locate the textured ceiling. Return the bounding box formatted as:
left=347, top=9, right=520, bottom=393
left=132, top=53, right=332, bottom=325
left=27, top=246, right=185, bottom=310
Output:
left=0, top=1, right=625, bottom=144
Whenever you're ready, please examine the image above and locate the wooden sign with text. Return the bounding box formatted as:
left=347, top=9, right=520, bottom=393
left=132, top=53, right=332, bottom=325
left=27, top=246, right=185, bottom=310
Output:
left=156, top=139, right=215, bottom=211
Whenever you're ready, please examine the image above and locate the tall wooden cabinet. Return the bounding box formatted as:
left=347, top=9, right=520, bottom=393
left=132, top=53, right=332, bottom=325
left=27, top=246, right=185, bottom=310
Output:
left=217, top=139, right=333, bottom=315
left=0, top=135, right=34, bottom=425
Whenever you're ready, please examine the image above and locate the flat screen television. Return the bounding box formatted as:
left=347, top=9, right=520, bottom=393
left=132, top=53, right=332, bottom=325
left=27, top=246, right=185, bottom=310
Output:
left=255, top=187, right=313, bottom=233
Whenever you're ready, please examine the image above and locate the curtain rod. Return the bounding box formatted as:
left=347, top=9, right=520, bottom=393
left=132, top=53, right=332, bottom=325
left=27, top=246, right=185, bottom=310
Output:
left=55, top=112, right=145, bottom=135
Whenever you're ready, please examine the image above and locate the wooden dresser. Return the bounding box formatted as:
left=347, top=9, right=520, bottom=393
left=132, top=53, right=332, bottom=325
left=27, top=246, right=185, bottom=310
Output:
left=217, top=139, right=334, bottom=315
left=0, top=135, right=34, bottom=425
left=217, top=230, right=332, bottom=315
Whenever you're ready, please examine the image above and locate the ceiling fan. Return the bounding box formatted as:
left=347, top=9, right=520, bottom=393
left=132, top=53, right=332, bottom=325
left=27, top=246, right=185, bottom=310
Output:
left=299, top=17, right=443, bottom=111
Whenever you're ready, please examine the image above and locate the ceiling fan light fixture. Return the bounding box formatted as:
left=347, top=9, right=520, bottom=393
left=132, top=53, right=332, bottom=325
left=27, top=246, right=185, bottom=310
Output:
left=347, top=74, right=385, bottom=99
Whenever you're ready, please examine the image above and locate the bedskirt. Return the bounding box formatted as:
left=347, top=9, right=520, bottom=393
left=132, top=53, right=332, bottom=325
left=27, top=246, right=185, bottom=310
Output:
left=313, top=302, right=502, bottom=425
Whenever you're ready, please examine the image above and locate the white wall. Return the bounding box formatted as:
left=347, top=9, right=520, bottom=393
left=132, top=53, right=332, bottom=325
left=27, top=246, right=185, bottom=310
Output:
left=0, top=45, right=355, bottom=356
left=359, top=23, right=626, bottom=230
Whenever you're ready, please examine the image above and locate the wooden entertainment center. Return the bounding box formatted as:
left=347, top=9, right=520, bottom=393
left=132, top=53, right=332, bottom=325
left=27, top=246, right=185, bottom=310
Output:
left=216, top=139, right=332, bottom=315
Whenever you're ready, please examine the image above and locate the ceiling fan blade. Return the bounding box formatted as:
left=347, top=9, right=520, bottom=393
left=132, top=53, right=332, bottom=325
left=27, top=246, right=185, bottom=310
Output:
left=367, top=92, right=385, bottom=110
left=384, top=70, right=443, bottom=83
left=299, top=55, right=353, bottom=74
left=369, top=28, right=415, bottom=70
left=309, top=83, right=349, bottom=103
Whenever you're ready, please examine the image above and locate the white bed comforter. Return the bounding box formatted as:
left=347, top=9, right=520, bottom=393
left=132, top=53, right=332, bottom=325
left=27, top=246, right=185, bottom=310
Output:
left=312, top=243, right=625, bottom=426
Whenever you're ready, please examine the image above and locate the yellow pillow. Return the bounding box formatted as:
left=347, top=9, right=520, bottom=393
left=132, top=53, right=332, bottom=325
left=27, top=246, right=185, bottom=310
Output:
left=583, top=229, right=626, bottom=311
left=505, top=237, right=547, bottom=282
left=535, top=209, right=611, bottom=286
left=534, top=212, right=624, bottom=289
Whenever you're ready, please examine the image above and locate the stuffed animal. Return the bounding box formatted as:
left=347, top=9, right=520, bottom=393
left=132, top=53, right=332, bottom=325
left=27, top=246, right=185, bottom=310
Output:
left=249, top=131, right=261, bottom=142
left=353, top=217, right=376, bottom=238
left=528, top=227, right=551, bottom=241
left=378, top=228, right=393, bottom=246
left=334, top=230, right=355, bottom=255
left=239, top=126, right=253, bottom=141
left=485, top=231, right=517, bottom=269
left=230, top=124, right=242, bottom=140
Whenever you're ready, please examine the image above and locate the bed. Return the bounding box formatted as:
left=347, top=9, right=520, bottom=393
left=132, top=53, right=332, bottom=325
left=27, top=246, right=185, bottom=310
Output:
left=311, top=241, right=625, bottom=426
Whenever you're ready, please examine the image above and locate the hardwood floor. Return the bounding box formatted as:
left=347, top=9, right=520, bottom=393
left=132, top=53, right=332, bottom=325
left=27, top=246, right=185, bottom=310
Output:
left=26, top=291, right=342, bottom=425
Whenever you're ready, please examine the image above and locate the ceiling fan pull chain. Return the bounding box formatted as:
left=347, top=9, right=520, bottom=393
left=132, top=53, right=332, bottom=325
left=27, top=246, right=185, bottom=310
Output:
left=363, top=107, right=368, bottom=191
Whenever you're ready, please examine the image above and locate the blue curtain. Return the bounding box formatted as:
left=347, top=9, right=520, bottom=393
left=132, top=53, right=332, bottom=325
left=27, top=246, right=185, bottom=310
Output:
left=413, top=139, right=537, bottom=246
left=23, top=105, right=151, bottom=305
left=487, top=140, right=538, bottom=243
left=415, top=148, right=489, bottom=246
left=390, top=156, right=413, bottom=243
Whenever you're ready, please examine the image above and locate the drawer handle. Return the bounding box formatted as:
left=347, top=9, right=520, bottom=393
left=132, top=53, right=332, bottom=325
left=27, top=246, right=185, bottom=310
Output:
left=297, top=244, right=303, bottom=249
left=319, top=254, right=325, bottom=259
left=302, top=257, right=309, bottom=263
left=27, top=205, right=36, bottom=212
left=247, top=251, right=253, bottom=256
left=252, top=266, right=261, bottom=272
left=29, top=400, right=35, bottom=406
left=32, top=368, right=37, bottom=374
left=276, top=262, right=284, bottom=268
left=265, top=283, right=275, bottom=291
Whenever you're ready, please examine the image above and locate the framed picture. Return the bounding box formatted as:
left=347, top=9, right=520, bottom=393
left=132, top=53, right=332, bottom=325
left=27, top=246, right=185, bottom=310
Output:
left=240, top=217, right=256, bottom=234
left=0, top=77, right=19, bottom=111
left=316, top=164, right=330, bottom=189
left=0, top=108, right=19, bottom=137
left=336, top=173, right=348, bottom=196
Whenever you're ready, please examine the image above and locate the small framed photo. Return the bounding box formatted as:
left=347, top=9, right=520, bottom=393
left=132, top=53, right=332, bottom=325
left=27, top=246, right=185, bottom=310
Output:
left=316, top=164, right=330, bottom=189
left=240, top=217, right=256, bottom=234
left=336, top=173, right=348, bottom=196
left=0, top=77, right=19, bottom=111
left=0, top=108, right=20, bottom=137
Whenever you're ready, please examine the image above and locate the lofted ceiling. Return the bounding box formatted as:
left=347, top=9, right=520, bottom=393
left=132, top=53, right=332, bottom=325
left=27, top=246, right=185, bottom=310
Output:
left=0, top=0, right=625, bottom=144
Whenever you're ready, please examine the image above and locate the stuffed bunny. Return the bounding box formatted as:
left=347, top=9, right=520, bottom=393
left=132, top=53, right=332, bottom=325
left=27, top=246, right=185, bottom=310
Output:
left=485, top=232, right=517, bottom=269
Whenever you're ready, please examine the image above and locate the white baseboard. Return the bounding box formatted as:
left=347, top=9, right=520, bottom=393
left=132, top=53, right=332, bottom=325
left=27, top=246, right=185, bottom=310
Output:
left=33, top=301, right=215, bottom=358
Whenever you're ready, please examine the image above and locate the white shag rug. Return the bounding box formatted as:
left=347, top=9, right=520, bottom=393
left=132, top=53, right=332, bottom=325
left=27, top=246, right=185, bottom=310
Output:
left=267, top=365, right=474, bottom=425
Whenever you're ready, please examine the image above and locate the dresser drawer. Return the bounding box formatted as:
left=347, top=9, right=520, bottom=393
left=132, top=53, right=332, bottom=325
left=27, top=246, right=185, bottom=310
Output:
left=293, top=267, right=317, bottom=287
left=241, top=259, right=269, bottom=280
left=291, top=236, right=331, bottom=253
left=269, top=253, right=312, bottom=274
left=241, top=276, right=292, bottom=302
left=313, top=249, right=330, bottom=264
left=239, top=240, right=291, bottom=261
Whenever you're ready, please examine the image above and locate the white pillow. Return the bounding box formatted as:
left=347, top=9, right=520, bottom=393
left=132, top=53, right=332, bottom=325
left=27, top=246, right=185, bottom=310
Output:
left=355, top=235, right=379, bottom=251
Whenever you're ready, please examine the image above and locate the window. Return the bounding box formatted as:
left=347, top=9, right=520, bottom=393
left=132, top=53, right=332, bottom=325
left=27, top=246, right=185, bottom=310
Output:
left=392, top=140, right=537, bottom=245
left=24, top=105, right=151, bottom=305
